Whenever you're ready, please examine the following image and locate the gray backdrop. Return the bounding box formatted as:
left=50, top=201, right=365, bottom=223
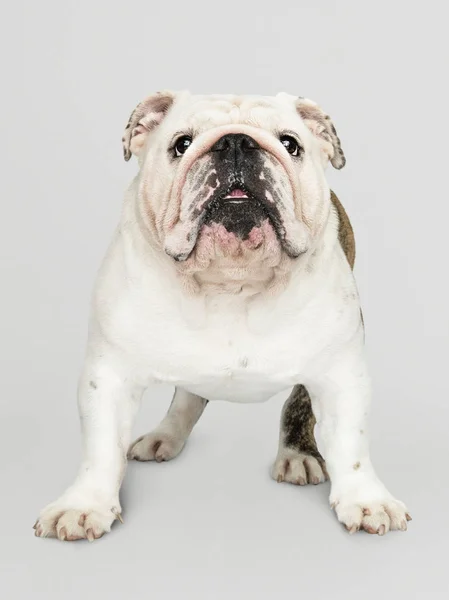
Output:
left=2, top=1, right=448, bottom=598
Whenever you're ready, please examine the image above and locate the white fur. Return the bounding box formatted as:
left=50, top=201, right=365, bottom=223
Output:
left=35, top=92, right=408, bottom=541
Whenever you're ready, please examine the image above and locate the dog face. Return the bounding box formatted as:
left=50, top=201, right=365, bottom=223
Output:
left=123, top=92, right=345, bottom=284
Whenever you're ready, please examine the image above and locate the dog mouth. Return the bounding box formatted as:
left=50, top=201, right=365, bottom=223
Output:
left=223, top=188, right=249, bottom=201
left=201, top=183, right=285, bottom=243
left=164, top=175, right=308, bottom=263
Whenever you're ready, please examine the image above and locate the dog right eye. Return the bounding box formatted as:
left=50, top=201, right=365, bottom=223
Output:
left=174, top=136, right=193, bottom=157
left=280, top=135, right=301, bottom=156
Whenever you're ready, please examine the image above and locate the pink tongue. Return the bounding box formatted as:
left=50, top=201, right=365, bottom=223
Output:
left=227, top=188, right=248, bottom=198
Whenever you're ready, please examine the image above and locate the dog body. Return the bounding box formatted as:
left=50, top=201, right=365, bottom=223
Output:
left=35, top=92, right=409, bottom=541
left=94, top=196, right=358, bottom=404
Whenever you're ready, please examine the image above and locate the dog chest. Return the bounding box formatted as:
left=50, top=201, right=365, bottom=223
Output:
left=149, top=324, right=305, bottom=402
left=109, top=289, right=330, bottom=402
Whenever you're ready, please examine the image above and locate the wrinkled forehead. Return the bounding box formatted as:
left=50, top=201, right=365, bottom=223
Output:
left=167, top=93, right=302, bottom=134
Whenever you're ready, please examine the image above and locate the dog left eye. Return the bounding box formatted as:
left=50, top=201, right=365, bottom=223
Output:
left=280, top=135, right=300, bottom=156
left=174, top=136, right=193, bottom=157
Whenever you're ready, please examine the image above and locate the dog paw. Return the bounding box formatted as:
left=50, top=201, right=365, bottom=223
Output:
left=128, top=428, right=186, bottom=462
left=330, top=478, right=411, bottom=535
left=271, top=448, right=328, bottom=485
left=34, top=490, right=122, bottom=541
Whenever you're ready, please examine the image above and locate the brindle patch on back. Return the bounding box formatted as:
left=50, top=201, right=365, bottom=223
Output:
left=330, top=190, right=355, bottom=270
left=330, top=190, right=364, bottom=327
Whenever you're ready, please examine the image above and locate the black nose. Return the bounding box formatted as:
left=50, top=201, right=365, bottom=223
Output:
left=210, top=133, right=260, bottom=158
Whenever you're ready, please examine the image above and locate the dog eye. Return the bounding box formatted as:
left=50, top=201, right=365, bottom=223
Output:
left=174, top=136, right=193, bottom=157
left=280, top=135, right=301, bottom=156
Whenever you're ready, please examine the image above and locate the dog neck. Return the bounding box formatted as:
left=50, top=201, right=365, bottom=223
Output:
left=177, top=252, right=294, bottom=297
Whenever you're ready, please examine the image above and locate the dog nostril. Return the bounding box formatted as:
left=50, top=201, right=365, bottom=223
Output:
left=212, top=135, right=233, bottom=153
left=240, top=136, right=257, bottom=152
left=212, top=138, right=227, bottom=152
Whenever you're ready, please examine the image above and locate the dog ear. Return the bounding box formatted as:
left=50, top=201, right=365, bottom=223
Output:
left=296, top=97, right=346, bottom=169
left=122, top=91, right=176, bottom=161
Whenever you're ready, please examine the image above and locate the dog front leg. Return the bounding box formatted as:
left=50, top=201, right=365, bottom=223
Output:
left=35, top=348, right=143, bottom=542
left=308, top=342, right=410, bottom=535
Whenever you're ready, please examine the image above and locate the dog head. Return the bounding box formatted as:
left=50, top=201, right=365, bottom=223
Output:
left=123, top=91, right=345, bottom=289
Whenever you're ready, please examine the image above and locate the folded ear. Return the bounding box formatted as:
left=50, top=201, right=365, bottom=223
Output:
left=296, top=97, right=346, bottom=169
left=122, top=91, right=176, bottom=161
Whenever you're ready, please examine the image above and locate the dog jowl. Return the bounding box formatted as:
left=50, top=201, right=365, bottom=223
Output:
left=34, top=91, right=410, bottom=541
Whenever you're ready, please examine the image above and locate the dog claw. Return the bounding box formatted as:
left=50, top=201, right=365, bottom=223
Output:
left=406, top=513, right=412, bottom=522
left=86, top=529, right=95, bottom=542
left=378, top=525, right=386, bottom=536
left=112, top=509, right=124, bottom=524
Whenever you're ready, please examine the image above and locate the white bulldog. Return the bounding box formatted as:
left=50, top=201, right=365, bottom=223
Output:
left=35, top=91, right=410, bottom=541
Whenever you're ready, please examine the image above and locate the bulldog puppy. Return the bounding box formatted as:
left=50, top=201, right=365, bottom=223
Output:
left=35, top=91, right=410, bottom=541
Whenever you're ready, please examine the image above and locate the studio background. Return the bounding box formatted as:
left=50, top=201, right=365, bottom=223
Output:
left=1, top=1, right=447, bottom=598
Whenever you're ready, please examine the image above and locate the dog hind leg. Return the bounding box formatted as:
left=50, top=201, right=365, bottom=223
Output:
left=128, top=388, right=207, bottom=462
left=271, top=385, right=328, bottom=485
